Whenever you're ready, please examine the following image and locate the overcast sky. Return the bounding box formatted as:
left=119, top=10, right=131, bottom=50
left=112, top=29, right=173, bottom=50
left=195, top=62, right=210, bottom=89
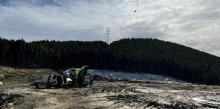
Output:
left=0, top=0, right=220, bottom=56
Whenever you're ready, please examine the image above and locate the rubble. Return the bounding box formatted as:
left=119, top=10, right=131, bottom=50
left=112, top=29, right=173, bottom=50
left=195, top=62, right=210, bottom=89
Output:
left=0, top=81, right=220, bottom=109
left=93, top=75, right=109, bottom=81
left=0, top=93, right=24, bottom=109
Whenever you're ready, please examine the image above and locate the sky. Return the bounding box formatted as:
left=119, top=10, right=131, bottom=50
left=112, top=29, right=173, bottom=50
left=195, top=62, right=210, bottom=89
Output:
left=0, top=0, right=220, bottom=56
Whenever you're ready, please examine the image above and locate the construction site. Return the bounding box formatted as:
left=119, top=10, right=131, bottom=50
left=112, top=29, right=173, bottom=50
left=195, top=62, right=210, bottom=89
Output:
left=1, top=0, right=220, bottom=109
left=0, top=66, right=220, bottom=109
left=1, top=80, right=220, bottom=109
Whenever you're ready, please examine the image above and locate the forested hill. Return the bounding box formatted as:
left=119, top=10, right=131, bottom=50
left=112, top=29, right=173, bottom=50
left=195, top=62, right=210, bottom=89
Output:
left=0, top=38, right=220, bottom=85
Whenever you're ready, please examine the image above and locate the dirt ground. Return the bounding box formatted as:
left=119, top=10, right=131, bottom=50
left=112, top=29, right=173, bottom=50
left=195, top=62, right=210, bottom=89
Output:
left=0, top=66, right=59, bottom=84
left=1, top=80, right=220, bottom=109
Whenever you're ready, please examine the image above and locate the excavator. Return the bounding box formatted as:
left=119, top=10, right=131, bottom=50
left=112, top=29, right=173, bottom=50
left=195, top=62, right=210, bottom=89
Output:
left=66, top=65, right=90, bottom=87
left=34, top=65, right=90, bottom=88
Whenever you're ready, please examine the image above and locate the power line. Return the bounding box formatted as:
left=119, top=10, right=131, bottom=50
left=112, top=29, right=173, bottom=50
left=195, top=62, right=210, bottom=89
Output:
left=106, top=27, right=110, bottom=44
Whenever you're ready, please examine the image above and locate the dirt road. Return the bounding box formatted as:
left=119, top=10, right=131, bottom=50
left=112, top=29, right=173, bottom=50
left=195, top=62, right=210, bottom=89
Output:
left=1, top=81, right=220, bottom=109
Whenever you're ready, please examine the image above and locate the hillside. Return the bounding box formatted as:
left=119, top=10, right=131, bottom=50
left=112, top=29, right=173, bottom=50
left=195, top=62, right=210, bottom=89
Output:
left=0, top=66, right=59, bottom=84
left=110, top=39, right=220, bottom=85
left=0, top=38, right=220, bottom=85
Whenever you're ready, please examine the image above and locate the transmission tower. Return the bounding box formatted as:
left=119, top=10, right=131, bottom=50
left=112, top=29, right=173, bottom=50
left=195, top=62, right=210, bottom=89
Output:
left=106, top=27, right=110, bottom=44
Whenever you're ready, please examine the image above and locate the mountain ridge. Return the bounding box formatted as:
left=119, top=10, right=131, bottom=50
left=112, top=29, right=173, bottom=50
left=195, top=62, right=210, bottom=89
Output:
left=0, top=37, right=220, bottom=85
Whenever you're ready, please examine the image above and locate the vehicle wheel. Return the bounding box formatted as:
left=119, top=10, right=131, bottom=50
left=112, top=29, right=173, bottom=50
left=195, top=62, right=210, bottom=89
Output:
left=46, top=84, right=51, bottom=88
left=35, top=83, right=39, bottom=89
left=56, top=84, right=61, bottom=88
left=82, top=84, right=88, bottom=87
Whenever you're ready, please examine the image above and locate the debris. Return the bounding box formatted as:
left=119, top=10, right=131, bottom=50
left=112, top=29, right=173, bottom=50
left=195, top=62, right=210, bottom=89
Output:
left=0, top=93, right=23, bottom=109
left=1, top=75, right=220, bottom=109
left=93, top=75, right=109, bottom=81
left=0, top=74, right=5, bottom=78
left=7, top=103, right=14, bottom=109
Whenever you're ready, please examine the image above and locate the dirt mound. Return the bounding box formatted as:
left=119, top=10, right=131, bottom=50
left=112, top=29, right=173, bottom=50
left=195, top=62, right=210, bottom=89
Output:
left=0, top=66, right=59, bottom=84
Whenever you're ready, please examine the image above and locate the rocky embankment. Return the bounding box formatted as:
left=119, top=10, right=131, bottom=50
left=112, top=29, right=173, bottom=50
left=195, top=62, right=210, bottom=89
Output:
left=0, top=80, right=220, bottom=109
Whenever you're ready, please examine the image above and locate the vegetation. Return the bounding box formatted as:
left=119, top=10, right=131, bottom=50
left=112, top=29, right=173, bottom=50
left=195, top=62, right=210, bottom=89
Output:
left=0, top=37, right=220, bottom=85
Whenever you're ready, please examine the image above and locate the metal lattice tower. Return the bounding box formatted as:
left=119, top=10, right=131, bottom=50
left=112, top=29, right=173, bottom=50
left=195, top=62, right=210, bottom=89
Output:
left=106, top=27, right=110, bottom=44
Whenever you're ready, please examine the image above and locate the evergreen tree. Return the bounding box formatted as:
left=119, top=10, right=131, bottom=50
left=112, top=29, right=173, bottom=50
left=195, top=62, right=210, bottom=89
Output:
left=0, top=37, right=220, bottom=85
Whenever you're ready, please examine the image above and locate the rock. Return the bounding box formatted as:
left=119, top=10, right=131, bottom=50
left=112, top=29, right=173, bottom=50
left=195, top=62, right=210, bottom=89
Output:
left=0, top=81, right=3, bottom=86
left=93, top=75, right=109, bottom=81
left=108, top=79, right=116, bottom=82
left=0, top=74, right=5, bottom=78
left=7, top=103, right=14, bottom=109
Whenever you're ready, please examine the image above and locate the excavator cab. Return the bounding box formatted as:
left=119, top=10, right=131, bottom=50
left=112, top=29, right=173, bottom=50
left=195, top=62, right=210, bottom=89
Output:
left=68, top=65, right=89, bottom=87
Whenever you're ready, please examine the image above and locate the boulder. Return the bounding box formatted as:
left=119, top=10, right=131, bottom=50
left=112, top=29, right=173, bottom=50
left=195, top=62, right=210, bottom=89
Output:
left=0, top=81, right=3, bottom=86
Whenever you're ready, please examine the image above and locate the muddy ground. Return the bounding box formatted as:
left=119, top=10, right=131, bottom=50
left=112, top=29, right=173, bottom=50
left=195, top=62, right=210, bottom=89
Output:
left=1, top=80, right=220, bottom=109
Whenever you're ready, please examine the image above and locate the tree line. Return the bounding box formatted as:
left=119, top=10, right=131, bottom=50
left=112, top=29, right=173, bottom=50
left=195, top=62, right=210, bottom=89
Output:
left=0, top=37, right=220, bottom=85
